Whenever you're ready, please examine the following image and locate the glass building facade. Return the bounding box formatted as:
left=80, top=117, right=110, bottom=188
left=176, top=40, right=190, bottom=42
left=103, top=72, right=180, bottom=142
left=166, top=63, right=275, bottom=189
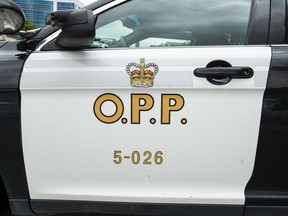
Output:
left=13, top=0, right=76, bottom=27
left=57, top=2, right=74, bottom=10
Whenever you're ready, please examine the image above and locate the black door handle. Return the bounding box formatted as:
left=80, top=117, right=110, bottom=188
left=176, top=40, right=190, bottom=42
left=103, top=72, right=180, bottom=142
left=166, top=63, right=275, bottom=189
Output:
left=194, top=67, right=254, bottom=85
left=194, top=67, right=254, bottom=78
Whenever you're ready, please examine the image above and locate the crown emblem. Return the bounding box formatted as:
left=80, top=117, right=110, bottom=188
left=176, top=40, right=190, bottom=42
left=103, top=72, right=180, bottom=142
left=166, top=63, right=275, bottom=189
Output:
left=126, top=58, right=159, bottom=88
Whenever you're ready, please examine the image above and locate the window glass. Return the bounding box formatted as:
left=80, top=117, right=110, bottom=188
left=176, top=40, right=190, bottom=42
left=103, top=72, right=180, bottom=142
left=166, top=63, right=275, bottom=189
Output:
left=93, top=0, right=252, bottom=48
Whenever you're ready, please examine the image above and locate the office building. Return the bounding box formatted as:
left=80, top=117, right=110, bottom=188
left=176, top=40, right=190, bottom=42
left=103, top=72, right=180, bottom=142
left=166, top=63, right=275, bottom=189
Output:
left=12, top=0, right=81, bottom=27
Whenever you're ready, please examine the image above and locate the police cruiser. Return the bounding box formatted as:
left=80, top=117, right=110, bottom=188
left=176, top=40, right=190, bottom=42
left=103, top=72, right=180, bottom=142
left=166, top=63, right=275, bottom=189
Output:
left=0, top=0, right=287, bottom=216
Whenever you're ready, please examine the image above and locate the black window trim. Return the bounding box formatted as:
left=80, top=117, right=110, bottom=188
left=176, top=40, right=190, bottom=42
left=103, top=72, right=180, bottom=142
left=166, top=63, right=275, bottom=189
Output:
left=268, top=0, right=286, bottom=44
left=245, top=0, right=270, bottom=45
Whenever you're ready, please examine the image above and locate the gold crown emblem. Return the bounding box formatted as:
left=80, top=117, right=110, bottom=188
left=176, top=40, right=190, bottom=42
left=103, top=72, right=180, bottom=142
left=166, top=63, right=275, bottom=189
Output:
left=126, top=58, right=159, bottom=88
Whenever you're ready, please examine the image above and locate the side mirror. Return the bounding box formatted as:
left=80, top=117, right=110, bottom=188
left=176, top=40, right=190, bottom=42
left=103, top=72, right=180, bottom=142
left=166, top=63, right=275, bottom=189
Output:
left=0, top=0, right=25, bottom=34
left=46, top=9, right=95, bottom=49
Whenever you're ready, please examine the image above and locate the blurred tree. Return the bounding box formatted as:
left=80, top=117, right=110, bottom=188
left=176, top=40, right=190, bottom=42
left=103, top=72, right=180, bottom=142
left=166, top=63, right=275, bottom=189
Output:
left=22, top=21, right=36, bottom=31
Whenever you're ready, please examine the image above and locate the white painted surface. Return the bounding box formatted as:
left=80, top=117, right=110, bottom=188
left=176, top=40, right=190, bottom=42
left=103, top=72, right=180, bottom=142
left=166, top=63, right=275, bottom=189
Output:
left=20, top=46, right=271, bottom=205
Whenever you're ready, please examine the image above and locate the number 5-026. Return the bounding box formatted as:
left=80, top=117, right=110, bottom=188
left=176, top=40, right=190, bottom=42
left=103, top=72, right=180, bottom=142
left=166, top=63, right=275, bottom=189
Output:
left=113, top=150, right=163, bottom=165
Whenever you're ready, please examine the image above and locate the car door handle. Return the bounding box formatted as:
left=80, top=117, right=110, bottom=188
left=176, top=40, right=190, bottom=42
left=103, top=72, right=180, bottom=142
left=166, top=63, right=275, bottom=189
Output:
left=194, top=67, right=254, bottom=85
left=194, top=67, right=254, bottom=78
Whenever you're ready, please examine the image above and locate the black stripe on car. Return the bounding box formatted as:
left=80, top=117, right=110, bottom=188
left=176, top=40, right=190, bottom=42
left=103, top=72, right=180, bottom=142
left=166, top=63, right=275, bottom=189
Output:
left=245, top=0, right=288, bottom=214
left=0, top=41, right=34, bottom=215
left=244, top=46, right=288, bottom=216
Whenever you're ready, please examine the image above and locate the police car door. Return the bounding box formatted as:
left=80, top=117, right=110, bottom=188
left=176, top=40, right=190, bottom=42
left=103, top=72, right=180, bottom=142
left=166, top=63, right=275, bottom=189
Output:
left=20, top=0, right=271, bottom=214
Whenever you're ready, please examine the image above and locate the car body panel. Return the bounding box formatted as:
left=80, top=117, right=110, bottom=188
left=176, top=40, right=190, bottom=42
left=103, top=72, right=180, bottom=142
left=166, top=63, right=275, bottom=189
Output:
left=20, top=47, right=270, bottom=205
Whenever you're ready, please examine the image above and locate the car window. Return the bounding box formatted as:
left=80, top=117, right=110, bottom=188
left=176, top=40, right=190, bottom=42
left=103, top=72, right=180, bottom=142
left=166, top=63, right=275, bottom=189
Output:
left=93, top=0, right=252, bottom=48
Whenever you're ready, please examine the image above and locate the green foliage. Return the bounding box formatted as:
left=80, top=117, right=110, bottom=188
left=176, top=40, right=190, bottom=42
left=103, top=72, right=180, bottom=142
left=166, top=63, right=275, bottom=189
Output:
left=22, top=21, right=36, bottom=31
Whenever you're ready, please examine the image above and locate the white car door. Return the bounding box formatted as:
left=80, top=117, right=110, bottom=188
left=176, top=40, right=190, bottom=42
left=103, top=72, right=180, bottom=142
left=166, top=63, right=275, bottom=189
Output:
left=20, top=0, right=271, bottom=210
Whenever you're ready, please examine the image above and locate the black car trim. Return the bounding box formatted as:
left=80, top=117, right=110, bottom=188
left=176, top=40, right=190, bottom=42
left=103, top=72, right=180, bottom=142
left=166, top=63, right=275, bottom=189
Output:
left=244, top=46, right=288, bottom=216
left=268, top=0, right=286, bottom=44
left=245, top=0, right=270, bottom=45
left=30, top=200, right=243, bottom=216
left=0, top=41, right=35, bottom=215
left=245, top=206, right=288, bottom=216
